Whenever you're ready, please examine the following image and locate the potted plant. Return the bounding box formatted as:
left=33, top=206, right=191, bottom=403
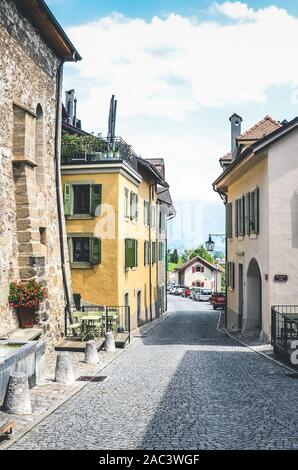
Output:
left=8, top=280, right=47, bottom=328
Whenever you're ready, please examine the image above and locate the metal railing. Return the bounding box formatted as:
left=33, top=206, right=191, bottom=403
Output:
left=61, top=136, right=138, bottom=171
left=271, top=305, right=298, bottom=361
left=65, top=305, right=131, bottom=343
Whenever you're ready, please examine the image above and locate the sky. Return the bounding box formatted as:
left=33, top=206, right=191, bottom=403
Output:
left=48, top=1, right=298, bottom=250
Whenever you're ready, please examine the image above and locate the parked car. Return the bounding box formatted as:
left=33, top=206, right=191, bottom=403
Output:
left=182, top=287, right=191, bottom=297
left=176, top=286, right=184, bottom=296
left=212, top=292, right=226, bottom=310
left=169, top=286, right=177, bottom=295
left=198, top=289, right=212, bottom=302
left=193, top=288, right=202, bottom=301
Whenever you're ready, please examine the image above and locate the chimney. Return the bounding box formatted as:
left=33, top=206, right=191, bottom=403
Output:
left=229, top=113, right=242, bottom=159
left=65, top=89, right=75, bottom=125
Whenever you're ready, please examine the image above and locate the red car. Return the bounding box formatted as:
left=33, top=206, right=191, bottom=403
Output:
left=212, top=293, right=226, bottom=310
left=183, top=287, right=191, bottom=297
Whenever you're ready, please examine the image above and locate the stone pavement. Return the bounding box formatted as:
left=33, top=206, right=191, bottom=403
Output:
left=8, top=297, right=298, bottom=450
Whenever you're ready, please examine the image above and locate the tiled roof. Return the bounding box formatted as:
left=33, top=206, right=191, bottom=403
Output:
left=174, top=256, right=223, bottom=273
left=237, top=115, right=281, bottom=141
left=219, top=116, right=282, bottom=162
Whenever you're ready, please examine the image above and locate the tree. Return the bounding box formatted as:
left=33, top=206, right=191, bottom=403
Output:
left=189, top=244, right=215, bottom=264
left=171, top=249, right=179, bottom=264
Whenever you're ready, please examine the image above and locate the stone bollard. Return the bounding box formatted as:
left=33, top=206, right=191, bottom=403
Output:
left=3, top=373, right=32, bottom=415
left=84, top=340, right=99, bottom=364
left=54, top=352, right=74, bottom=385
left=105, top=330, right=115, bottom=353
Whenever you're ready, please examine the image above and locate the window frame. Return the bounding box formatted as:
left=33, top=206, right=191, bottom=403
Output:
left=68, top=234, right=101, bottom=268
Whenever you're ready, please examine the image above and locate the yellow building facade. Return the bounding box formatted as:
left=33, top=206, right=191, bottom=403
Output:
left=61, top=157, right=168, bottom=330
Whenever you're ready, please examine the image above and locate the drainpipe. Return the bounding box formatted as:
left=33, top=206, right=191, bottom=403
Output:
left=149, top=183, right=153, bottom=322
left=54, top=60, right=73, bottom=325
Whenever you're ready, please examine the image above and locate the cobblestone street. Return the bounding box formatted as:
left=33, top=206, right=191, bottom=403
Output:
left=10, top=297, right=298, bottom=450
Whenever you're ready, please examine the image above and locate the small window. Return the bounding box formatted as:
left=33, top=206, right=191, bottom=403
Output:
left=70, top=237, right=101, bottom=265
left=130, top=192, right=138, bottom=222
left=73, top=237, right=90, bottom=262
left=39, top=227, right=47, bottom=246
left=63, top=183, right=102, bottom=217
left=73, top=185, right=90, bottom=214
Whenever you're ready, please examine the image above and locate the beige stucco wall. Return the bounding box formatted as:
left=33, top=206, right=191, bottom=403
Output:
left=268, top=129, right=298, bottom=309
left=226, top=157, right=270, bottom=336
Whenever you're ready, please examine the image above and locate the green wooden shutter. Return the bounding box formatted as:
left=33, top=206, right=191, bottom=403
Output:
left=235, top=200, right=239, bottom=237
left=90, top=238, right=101, bottom=264
left=64, top=183, right=72, bottom=216
left=231, top=262, right=235, bottom=289
left=254, top=187, right=259, bottom=234
left=246, top=193, right=250, bottom=235
left=135, top=240, right=138, bottom=267
left=91, top=184, right=102, bottom=216
left=226, top=203, right=232, bottom=238
left=144, top=241, right=147, bottom=265
left=241, top=196, right=245, bottom=236
left=125, top=239, right=135, bottom=268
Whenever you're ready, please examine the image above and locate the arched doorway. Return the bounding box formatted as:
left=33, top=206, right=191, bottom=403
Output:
left=245, top=258, right=262, bottom=332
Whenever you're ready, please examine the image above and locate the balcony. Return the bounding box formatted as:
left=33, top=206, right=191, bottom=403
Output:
left=61, top=135, right=138, bottom=171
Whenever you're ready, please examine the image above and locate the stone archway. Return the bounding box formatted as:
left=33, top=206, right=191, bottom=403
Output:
left=244, top=258, right=262, bottom=332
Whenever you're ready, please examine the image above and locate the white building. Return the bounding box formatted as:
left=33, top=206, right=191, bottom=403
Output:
left=174, top=256, right=222, bottom=291
left=213, top=114, right=298, bottom=339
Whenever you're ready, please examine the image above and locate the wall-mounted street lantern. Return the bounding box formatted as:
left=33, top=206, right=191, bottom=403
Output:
left=205, top=233, right=225, bottom=253
left=205, top=235, right=215, bottom=253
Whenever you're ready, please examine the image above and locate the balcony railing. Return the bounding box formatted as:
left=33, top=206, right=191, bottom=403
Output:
left=61, top=136, right=138, bottom=171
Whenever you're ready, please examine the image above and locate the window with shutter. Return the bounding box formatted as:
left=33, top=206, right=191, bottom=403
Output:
left=226, top=203, right=233, bottom=238
left=192, top=266, right=196, bottom=273
left=91, top=184, right=102, bottom=216
left=64, top=183, right=72, bottom=216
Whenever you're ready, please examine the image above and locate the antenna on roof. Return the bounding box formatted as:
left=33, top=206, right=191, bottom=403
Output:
left=107, top=95, right=117, bottom=151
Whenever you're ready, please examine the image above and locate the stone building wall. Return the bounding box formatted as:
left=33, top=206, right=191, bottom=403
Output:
left=0, top=0, right=72, bottom=347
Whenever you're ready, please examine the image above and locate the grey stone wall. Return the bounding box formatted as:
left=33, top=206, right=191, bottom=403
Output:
left=0, top=0, right=72, bottom=348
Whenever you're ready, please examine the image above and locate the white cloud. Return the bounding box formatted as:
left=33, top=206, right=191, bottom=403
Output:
left=212, top=1, right=257, bottom=20
left=63, top=3, right=298, bottom=204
